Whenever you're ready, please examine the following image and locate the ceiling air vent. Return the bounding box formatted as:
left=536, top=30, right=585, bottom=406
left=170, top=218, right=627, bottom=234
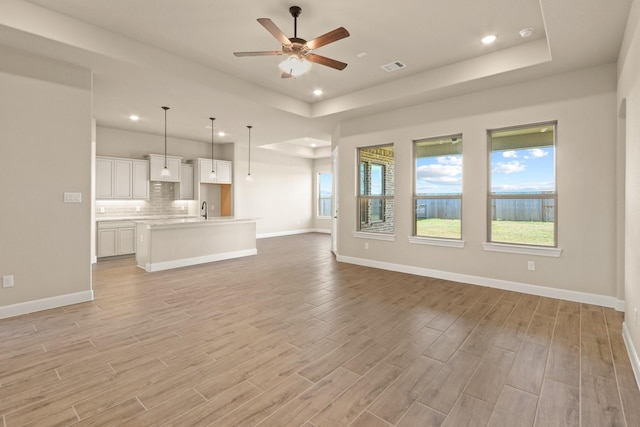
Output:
left=381, top=60, right=406, bottom=72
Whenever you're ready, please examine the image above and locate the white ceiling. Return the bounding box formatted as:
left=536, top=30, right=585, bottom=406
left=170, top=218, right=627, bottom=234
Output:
left=0, top=0, right=633, bottom=157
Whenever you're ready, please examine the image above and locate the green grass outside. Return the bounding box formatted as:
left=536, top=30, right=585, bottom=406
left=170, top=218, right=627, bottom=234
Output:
left=416, top=218, right=554, bottom=246
left=416, top=218, right=461, bottom=239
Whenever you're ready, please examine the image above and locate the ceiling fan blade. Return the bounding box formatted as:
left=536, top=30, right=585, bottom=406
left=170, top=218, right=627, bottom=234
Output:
left=257, top=18, right=291, bottom=46
left=306, top=53, right=348, bottom=70
left=233, top=51, right=285, bottom=57
left=306, top=27, right=350, bottom=50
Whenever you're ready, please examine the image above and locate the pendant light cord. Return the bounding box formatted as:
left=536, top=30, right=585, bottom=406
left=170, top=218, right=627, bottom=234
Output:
left=162, top=106, right=169, bottom=169
left=247, top=125, right=252, bottom=175
left=210, top=118, right=216, bottom=173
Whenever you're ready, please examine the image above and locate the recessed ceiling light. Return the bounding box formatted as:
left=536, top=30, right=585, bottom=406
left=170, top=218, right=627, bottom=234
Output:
left=218, top=131, right=225, bottom=137
left=311, top=143, right=317, bottom=148
left=519, top=27, right=534, bottom=38
left=129, top=115, right=140, bottom=121
left=313, top=89, right=323, bottom=96
left=356, top=51, right=368, bottom=58
left=481, top=34, right=497, bottom=45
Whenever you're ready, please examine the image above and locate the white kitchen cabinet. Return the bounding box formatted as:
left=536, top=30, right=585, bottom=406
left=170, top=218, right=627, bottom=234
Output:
left=175, top=163, right=194, bottom=200
left=132, top=160, right=149, bottom=199
left=148, top=154, right=181, bottom=182
left=96, top=156, right=149, bottom=200
left=97, top=221, right=136, bottom=257
left=113, top=159, right=132, bottom=198
left=216, top=160, right=232, bottom=184
left=96, top=157, right=114, bottom=198
left=198, top=158, right=232, bottom=184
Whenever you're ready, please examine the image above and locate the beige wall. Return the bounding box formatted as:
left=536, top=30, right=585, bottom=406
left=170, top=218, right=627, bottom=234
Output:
left=96, top=126, right=231, bottom=161
left=337, top=64, right=619, bottom=301
left=619, top=0, right=640, bottom=379
left=0, top=47, right=92, bottom=312
left=233, top=144, right=314, bottom=237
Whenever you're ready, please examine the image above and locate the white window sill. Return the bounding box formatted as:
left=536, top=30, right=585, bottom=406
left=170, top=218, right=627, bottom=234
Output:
left=408, top=236, right=465, bottom=248
left=352, top=231, right=396, bottom=241
left=482, top=242, right=562, bottom=257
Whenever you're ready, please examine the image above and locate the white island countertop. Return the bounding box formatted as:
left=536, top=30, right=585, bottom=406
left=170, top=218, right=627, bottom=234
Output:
left=136, top=216, right=257, bottom=229
left=136, top=217, right=257, bottom=272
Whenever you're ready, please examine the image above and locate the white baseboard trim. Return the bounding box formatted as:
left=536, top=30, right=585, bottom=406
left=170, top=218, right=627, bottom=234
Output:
left=144, top=249, right=257, bottom=272
left=0, top=290, right=94, bottom=320
left=337, top=255, right=625, bottom=310
left=257, top=229, right=315, bottom=239
left=622, top=322, right=640, bottom=391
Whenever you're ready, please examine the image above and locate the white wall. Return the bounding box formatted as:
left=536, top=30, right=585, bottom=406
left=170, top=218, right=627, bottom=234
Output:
left=96, top=126, right=230, bottom=161
left=233, top=142, right=314, bottom=237
left=618, top=0, right=640, bottom=383
left=0, top=46, right=92, bottom=315
left=337, top=64, right=619, bottom=304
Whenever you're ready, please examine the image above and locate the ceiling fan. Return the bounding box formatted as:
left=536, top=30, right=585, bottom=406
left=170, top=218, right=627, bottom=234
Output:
left=233, top=6, right=350, bottom=78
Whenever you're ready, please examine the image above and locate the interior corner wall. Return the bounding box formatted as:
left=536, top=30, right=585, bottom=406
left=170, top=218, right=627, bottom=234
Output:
left=0, top=48, right=92, bottom=316
left=618, top=0, right=640, bottom=384
left=337, top=63, right=618, bottom=304
left=313, top=157, right=332, bottom=232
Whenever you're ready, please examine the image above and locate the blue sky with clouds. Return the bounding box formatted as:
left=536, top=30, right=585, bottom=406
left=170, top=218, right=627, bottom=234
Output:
left=415, top=146, right=554, bottom=194
left=491, top=147, right=555, bottom=193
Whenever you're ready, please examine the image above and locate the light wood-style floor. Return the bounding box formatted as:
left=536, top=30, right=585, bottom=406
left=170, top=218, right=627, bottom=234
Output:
left=1, top=233, right=639, bottom=426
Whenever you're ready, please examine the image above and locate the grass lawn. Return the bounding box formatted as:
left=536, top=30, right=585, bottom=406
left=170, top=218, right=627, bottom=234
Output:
left=416, top=218, right=461, bottom=239
left=416, top=218, right=554, bottom=246
left=491, top=220, right=554, bottom=246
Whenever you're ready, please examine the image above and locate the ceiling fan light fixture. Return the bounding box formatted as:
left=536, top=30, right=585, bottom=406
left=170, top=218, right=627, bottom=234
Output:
left=279, top=55, right=311, bottom=77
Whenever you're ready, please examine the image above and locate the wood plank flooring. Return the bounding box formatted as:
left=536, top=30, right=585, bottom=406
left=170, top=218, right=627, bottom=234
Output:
left=1, top=233, right=639, bottom=426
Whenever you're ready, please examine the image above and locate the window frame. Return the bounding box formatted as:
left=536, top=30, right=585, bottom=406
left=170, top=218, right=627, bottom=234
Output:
left=487, top=121, right=558, bottom=248
left=413, top=133, right=463, bottom=240
left=317, top=172, right=332, bottom=218
left=357, top=144, right=394, bottom=233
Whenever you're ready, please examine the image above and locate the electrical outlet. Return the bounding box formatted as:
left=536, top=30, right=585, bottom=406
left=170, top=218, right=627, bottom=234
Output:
left=364, top=242, right=369, bottom=250
left=528, top=261, right=535, bottom=271
left=3, top=275, right=14, bottom=288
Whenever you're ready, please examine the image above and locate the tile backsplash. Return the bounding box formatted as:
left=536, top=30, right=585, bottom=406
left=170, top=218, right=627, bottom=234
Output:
left=96, top=181, right=196, bottom=219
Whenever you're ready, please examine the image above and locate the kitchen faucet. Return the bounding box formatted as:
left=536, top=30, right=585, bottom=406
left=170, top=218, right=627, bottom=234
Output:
left=201, top=201, right=208, bottom=220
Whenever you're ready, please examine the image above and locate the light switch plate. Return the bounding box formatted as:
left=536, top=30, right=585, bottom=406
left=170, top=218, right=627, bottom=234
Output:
left=3, top=275, right=14, bottom=288
left=63, top=192, right=82, bottom=203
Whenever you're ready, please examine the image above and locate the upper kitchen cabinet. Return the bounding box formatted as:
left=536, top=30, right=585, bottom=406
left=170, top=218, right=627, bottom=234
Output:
left=96, top=156, right=149, bottom=200
left=132, top=160, right=150, bottom=199
left=198, top=158, right=232, bottom=184
left=148, top=154, right=181, bottom=182
left=174, top=163, right=195, bottom=200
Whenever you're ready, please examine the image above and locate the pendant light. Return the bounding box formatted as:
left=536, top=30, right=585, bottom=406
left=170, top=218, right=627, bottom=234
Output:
left=160, top=106, right=171, bottom=177
left=209, top=117, right=216, bottom=180
left=246, top=125, right=253, bottom=182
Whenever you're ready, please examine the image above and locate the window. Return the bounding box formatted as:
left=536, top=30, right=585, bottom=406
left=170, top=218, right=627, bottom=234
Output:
left=488, top=122, right=557, bottom=247
left=358, top=145, right=394, bottom=233
left=414, top=134, right=462, bottom=239
left=317, top=173, right=332, bottom=217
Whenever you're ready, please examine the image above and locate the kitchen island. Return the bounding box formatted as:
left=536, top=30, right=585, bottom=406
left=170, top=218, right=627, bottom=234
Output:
left=135, top=217, right=257, bottom=272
